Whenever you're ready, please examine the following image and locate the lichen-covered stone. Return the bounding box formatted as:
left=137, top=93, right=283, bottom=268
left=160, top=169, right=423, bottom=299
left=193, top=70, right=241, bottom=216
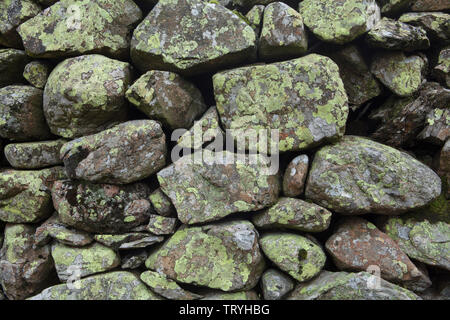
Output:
left=147, top=215, right=177, bottom=235
left=202, top=290, right=259, bottom=300
left=157, top=150, right=279, bottom=224
left=0, top=224, right=53, bottom=300
left=94, top=233, right=164, bottom=250
left=434, top=47, right=450, bottom=88
left=417, top=108, right=450, bottom=145
left=0, top=0, right=41, bottom=48
left=328, top=45, right=382, bottom=110
left=52, top=180, right=152, bottom=233
left=140, top=270, right=203, bottom=300
left=299, top=0, right=380, bottom=44
left=60, top=120, right=166, bottom=184
left=259, top=232, right=326, bottom=282
left=245, top=5, right=264, bottom=35
left=146, top=220, right=265, bottom=291
left=377, top=0, right=414, bottom=15
left=326, top=217, right=431, bottom=291
left=0, top=85, right=51, bottom=141
left=149, top=188, right=175, bottom=217
left=17, top=0, right=142, bottom=59
left=411, top=0, right=450, bottom=11
left=371, top=51, right=427, bottom=97
left=260, top=268, right=294, bottom=300
left=259, top=2, right=308, bottom=60
left=43, top=54, right=131, bottom=138
left=305, top=136, right=442, bottom=215
left=52, top=242, right=120, bottom=282
left=213, top=54, right=349, bottom=152
left=282, top=154, right=308, bottom=197
left=0, top=167, right=66, bottom=223
left=399, top=12, right=450, bottom=45
left=125, top=71, right=207, bottom=130
left=130, top=0, right=257, bottom=75
left=0, top=49, right=28, bottom=87
left=4, top=139, right=66, bottom=169
left=252, top=197, right=332, bottom=233
left=23, top=61, right=51, bottom=89
left=436, top=140, right=450, bottom=199
left=28, top=271, right=161, bottom=300
left=121, top=250, right=148, bottom=270
left=287, top=271, right=421, bottom=300
left=366, top=17, right=429, bottom=51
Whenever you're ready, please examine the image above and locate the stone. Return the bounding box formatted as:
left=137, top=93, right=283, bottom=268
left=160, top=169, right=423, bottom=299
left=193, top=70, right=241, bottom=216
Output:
left=17, top=0, right=142, bottom=59
left=328, top=45, right=382, bottom=109
left=149, top=188, right=175, bottom=217
left=305, top=136, right=442, bottom=215
left=23, top=61, right=51, bottom=89
left=4, top=139, right=66, bottom=169
left=436, top=140, right=450, bottom=199
left=258, top=2, right=308, bottom=60
left=146, top=220, right=265, bottom=291
left=213, top=54, right=349, bottom=152
left=260, top=268, right=294, bottom=300
left=366, top=17, right=429, bottom=51
left=411, top=0, right=450, bottom=11
left=52, top=180, right=152, bottom=233
left=434, top=47, right=450, bottom=88
left=202, top=290, right=259, bottom=300
left=0, top=224, right=53, bottom=300
left=417, top=108, right=450, bottom=145
left=326, top=217, right=431, bottom=291
left=177, top=106, right=223, bottom=150
left=371, top=51, right=427, bottom=97
left=369, top=82, right=450, bottom=148
left=0, top=49, right=28, bottom=87
left=0, top=0, right=41, bottom=48
left=43, top=54, right=131, bottom=138
left=0, top=167, right=66, bottom=223
left=125, top=71, right=207, bottom=130
left=377, top=0, right=414, bottom=15
left=299, top=0, right=380, bottom=44
left=29, top=271, right=161, bottom=300
left=0, top=85, right=51, bottom=141
left=157, top=150, right=279, bottom=224
left=259, top=232, right=326, bottom=282
left=232, top=0, right=276, bottom=8
left=282, top=154, right=308, bottom=197
left=121, top=250, right=148, bottom=269
left=252, top=197, right=332, bottom=233
left=60, top=120, right=166, bottom=184
left=399, top=12, right=450, bottom=45
left=287, top=271, right=421, bottom=300
left=140, top=270, right=203, bottom=300
left=130, top=0, right=257, bottom=75
left=94, top=233, right=163, bottom=250
left=51, top=242, right=120, bottom=282
left=147, top=215, right=177, bottom=235
left=35, top=214, right=93, bottom=247
left=245, top=5, right=265, bottom=35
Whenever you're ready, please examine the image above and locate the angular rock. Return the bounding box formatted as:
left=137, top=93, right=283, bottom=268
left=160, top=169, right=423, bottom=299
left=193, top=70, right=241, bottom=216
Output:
left=411, top=0, right=450, bottom=11
left=52, top=180, right=152, bottom=233
left=259, top=2, right=308, bottom=60
left=202, top=290, right=259, bottom=300
left=157, top=150, right=279, bottom=224
left=0, top=224, right=53, bottom=300
left=417, top=108, right=450, bottom=145
left=146, top=220, right=265, bottom=291
left=17, top=0, right=142, bottom=59
left=121, top=250, right=148, bottom=270
left=149, top=188, right=175, bottom=217
left=43, top=54, right=131, bottom=138
left=140, top=271, right=203, bottom=300
left=259, top=232, right=326, bottom=282
left=399, top=12, right=450, bottom=44
left=94, top=233, right=163, bottom=250
left=0, top=0, right=41, bottom=48
left=305, top=136, right=442, bottom=215
left=282, top=154, right=308, bottom=197
left=377, top=0, right=414, bottom=15
left=23, top=61, right=51, bottom=89
left=0, top=167, right=66, bottom=223
left=0, top=49, right=28, bottom=87
left=0, top=85, right=51, bottom=141
left=60, top=120, right=166, bottom=184
left=260, top=268, right=294, bottom=300
left=130, top=0, right=257, bottom=75
left=252, top=197, right=332, bottom=233
left=436, top=140, right=450, bottom=199
left=125, top=71, right=207, bottom=130
left=287, top=271, right=421, bottom=300
left=328, top=45, right=382, bottom=109
left=366, top=17, right=429, bottom=51
left=434, top=47, right=449, bottom=88
left=29, top=271, right=161, bottom=300
left=51, top=242, right=120, bottom=282
left=299, top=0, right=380, bottom=44
left=147, top=215, right=177, bottom=235
left=371, top=51, right=427, bottom=97
left=213, top=54, right=349, bottom=152
left=4, top=139, right=66, bottom=169
left=326, top=217, right=431, bottom=291
left=245, top=5, right=265, bottom=35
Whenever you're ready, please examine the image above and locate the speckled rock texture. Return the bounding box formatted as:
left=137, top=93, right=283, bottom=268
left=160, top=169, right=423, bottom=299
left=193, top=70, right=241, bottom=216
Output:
left=5, top=139, right=66, bottom=169
left=0, top=49, right=29, bottom=87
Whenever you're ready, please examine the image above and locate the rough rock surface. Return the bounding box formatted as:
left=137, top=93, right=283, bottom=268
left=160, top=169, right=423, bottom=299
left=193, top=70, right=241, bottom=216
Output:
left=94, top=233, right=163, bottom=250
left=148, top=188, right=175, bottom=217
left=434, top=47, right=450, bottom=88
left=282, top=155, right=309, bottom=197
left=417, top=108, right=450, bottom=145
left=4, top=139, right=66, bottom=169
left=147, top=215, right=177, bottom=235
left=23, top=61, right=51, bottom=89
left=246, top=5, right=265, bottom=35
left=260, top=268, right=294, bottom=300
left=411, top=0, right=450, bottom=11
left=399, top=12, right=450, bottom=44
left=0, top=49, right=29, bottom=87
